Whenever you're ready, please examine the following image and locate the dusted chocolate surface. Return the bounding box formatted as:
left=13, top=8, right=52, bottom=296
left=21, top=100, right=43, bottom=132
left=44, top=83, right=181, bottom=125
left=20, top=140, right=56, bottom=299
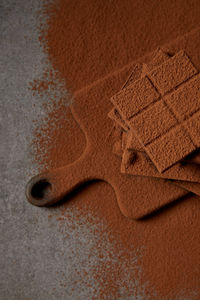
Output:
left=109, top=46, right=200, bottom=195
left=112, top=51, right=200, bottom=172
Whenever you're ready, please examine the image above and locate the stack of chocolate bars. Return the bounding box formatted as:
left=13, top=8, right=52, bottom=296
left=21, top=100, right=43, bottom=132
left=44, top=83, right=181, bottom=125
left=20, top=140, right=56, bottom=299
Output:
left=109, top=49, right=200, bottom=195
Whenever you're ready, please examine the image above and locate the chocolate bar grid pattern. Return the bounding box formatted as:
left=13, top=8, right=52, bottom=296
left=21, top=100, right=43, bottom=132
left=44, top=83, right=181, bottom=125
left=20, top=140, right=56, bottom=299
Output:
left=111, top=51, right=200, bottom=172
left=109, top=49, right=170, bottom=129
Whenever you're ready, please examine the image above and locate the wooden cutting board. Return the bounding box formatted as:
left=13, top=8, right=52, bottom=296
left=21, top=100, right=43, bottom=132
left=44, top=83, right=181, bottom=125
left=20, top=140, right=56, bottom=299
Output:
left=26, top=28, right=200, bottom=219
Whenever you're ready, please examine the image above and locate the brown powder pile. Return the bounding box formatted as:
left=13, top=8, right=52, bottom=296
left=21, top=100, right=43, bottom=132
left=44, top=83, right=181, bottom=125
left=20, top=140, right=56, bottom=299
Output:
left=31, top=0, right=200, bottom=298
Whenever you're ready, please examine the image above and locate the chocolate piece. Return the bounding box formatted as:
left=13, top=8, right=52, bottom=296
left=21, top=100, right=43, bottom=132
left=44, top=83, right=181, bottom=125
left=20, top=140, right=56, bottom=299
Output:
left=108, top=63, right=144, bottom=129
left=185, top=110, right=200, bottom=146
left=107, top=47, right=200, bottom=195
left=148, top=51, right=197, bottom=95
left=145, top=126, right=195, bottom=173
left=112, top=50, right=200, bottom=172
left=129, top=100, right=178, bottom=145
left=111, top=76, right=160, bottom=120
left=110, top=50, right=200, bottom=188
left=165, top=74, right=200, bottom=121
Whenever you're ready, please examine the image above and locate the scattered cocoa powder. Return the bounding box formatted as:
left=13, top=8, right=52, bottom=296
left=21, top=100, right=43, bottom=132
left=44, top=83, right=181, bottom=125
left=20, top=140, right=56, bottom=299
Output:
left=31, top=0, right=200, bottom=298
left=41, top=0, right=200, bottom=93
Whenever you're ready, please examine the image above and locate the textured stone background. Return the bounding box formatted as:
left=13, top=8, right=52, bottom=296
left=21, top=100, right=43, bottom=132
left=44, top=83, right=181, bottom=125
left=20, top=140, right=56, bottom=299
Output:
left=0, top=1, right=96, bottom=299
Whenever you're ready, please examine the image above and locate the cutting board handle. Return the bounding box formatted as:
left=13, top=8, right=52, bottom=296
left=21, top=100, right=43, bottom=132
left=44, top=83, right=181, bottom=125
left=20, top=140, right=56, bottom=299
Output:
left=26, top=149, right=97, bottom=206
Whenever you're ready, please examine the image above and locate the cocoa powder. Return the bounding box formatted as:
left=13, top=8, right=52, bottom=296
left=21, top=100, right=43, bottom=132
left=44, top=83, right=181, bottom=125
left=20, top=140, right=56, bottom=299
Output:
left=32, top=0, right=200, bottom=298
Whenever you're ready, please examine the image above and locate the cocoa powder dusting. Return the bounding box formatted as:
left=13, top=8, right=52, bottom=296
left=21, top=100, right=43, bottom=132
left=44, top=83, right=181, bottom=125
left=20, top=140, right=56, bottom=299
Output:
left=32, top=0, right=200, bottom=298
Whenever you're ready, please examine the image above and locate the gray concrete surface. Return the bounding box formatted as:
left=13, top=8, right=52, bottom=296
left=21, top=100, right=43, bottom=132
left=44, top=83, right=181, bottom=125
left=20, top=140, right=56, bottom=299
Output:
left=0, top=1, right=144, bottom=299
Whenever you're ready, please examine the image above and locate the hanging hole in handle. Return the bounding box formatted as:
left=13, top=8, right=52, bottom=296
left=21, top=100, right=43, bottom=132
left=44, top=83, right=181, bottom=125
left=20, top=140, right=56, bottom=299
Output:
left=30, top=179, right=52, bottom=200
